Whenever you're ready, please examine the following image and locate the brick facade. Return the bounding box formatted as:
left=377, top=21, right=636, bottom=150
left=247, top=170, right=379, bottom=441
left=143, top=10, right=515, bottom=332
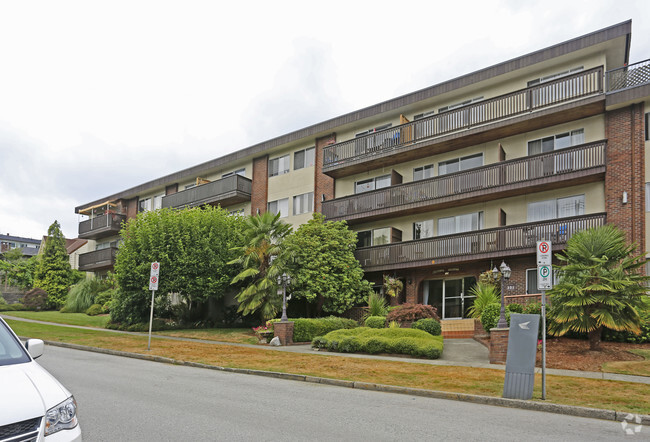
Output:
left=273, top=321, right=294, bottom=346
left=489, top=328, right=509, bottom=364
left=314, top=133, right=336, bottom=214
left=605, top=104, right=646, bottom=250
left=251, top=155, right=269, bottom=215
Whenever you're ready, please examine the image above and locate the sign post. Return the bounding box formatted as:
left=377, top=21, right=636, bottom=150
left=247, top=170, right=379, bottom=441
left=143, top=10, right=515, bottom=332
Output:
left=536, top=241, right=552, bottom=400
left=148, top=262, right=160, bottom=351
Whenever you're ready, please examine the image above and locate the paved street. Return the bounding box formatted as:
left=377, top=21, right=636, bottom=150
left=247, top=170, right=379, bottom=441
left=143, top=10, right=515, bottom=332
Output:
left=39, top=345, right=635, bottom=441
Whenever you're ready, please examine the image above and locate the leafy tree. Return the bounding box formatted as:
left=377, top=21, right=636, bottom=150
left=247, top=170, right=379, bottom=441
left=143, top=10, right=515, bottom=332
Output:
left=112, top=206, right=245, bottom=325
left=34, top=221, right=74, bottom=309
left=466, top=282, right=499, bottom=319
left=229, top=211, right=292, bottom=320
left=548, top=225, right=649, bottom=350
left=282, top=213, right=372, bottom=316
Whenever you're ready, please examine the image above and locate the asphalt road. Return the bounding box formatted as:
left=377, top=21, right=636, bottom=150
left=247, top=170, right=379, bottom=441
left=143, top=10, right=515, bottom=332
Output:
left=37, top=345, right=635, bottom=441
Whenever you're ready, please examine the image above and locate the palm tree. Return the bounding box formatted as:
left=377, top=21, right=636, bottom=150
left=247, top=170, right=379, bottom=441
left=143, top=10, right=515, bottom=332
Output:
left=229, top=212, right=293, bottom=320
left=548, top=224, right=649, bottom=350
left=466, top=282, right=500, bottom=319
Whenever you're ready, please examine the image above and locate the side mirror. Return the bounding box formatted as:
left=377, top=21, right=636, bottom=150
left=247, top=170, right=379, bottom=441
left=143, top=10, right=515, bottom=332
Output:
left=25, top=339, right=45, bottom=359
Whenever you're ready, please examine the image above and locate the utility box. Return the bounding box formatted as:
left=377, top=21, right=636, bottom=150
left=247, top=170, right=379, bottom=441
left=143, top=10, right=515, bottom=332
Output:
left=503, top=313, right=540, bottom=400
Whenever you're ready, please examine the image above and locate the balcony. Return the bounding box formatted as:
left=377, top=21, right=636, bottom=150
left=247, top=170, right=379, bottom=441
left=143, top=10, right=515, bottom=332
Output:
left=162, top=175, right=252, bottom=209
left=606, top=59, right=650, bottom=92
left=355, top=213, right=606, bottom=272
left=78, top=213, right=126, bottom=239
left=323, top=67, right=604, bottom=178
left=323, top=141, right=606, bottom=224
left=79, top=247, right=118, bottom=272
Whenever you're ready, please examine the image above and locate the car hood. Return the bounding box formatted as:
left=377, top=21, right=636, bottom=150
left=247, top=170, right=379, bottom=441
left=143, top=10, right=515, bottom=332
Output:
left=0, top=361, right=71, bottom=426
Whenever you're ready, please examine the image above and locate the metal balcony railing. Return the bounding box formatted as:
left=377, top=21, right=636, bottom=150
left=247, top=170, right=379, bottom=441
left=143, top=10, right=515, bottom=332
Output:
left=78, top=247, right=118, bottom=271
left=323, top=67, right=603, bottom=170
left=606, top=59, right=650, bottom=92
left=162, top=175, right=252, bottom=209
left=78, top=213, right=126, bottom=239
left=322, top=141, right=606, bottom=221
left=355, top=213, right=606, bottom=271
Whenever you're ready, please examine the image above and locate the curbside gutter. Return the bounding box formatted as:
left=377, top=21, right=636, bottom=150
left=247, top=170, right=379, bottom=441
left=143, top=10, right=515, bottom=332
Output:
left=41, top=339, right=649, bottom=427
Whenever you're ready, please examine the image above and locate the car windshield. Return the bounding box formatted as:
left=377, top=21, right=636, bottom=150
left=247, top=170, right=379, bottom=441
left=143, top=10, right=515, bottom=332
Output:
left=0, top=320, right=31, bottom=366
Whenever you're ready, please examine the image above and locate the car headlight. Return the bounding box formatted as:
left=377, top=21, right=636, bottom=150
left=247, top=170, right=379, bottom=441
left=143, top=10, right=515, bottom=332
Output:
left=45, top=396, right=78, bottom=436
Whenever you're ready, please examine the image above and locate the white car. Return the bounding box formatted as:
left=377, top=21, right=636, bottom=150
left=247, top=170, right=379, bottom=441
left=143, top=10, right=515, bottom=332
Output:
left=0, top=317, right=82, bottom=441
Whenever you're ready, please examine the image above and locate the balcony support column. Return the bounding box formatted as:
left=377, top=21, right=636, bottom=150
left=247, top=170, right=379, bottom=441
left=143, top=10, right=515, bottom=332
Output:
left=314, top=133, right=336, bottom=214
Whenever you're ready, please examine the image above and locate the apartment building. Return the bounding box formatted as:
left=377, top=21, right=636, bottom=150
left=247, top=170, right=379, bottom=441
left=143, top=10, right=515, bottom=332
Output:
left=0, top=234, right=41, bottom=257
left=75, top=20, right=650, bottom=321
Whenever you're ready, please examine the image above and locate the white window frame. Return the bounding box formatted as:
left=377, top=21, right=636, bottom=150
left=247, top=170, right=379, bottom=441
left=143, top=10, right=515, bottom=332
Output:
left=292, top=192, right=314, bottom=215
left=414, top=110, right=435, bottom=120
left=222, top=168, right=246, bottom=178
left=527, top=66, right=584, bottom=87
left=527, top=194, right=585, bottom=222
left=355, top=174, right=391, bottom=194
left=294, top=147, right=315, bottom=170
left=437, top=212, right=484, bottom=236
left=355, top=123, right=392, bottom=138
left=527, top=129, right=584, bottom=155
left=413, top=164, right=434, bottom=181
left=269, top=155, right=290, bottom=177
left=438, top=153, right=483, bottom=176
left=438, top=96, right=483, bottom=113
left=138, top=197, right=152, bottom=213
left=413, top=220, right=434, bottom=240
left=267, top=198, right=289, bottom=218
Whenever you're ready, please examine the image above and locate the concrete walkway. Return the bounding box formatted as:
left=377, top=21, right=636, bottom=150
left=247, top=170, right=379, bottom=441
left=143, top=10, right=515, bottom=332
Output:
left=3, top=314, right=648, bottom=385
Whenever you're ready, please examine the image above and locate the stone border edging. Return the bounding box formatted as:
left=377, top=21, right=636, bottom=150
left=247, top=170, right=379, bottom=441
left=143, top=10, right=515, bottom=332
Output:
left=41, top=340, right=650, bottom=427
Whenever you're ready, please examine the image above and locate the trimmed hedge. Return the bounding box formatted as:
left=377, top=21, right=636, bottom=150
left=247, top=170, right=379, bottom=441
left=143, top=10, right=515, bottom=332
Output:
left=271, top=316, right=358, bottom=342
left=364, top=316, right=386, bottom=329
left=312, top=327, right=444, bottom=359
left=481, top=303, right=512, bottom=332
left=85, top=304, right=103, bottom=316
left=412, top=318, right=441, bottom=336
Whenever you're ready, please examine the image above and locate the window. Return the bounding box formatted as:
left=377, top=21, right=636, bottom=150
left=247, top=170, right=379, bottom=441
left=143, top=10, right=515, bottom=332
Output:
left=438, top=212, right=483, bottom=236
left=269, top=155, right=290, bottom=177
left=294, top=147, right=315, bottom=170
left=229, top=208, right=245, bottom=216
left=153, top=194, right=164, bottom=210
left=527, top=66, right=584, bottom=87
left=138, top=198, right=152, bottom=213
left=413, top=220, right=434, bottom=240
left=267, top=198, right=289, bottom=218
left=413, top=165, right=434, bottom=181
left=527, top=129, right=584, bottom=155
left=356, top=228, right=391, bottom=247
left=438, top=153, right=483, bottom=176
left=357, top=231, right=372, bottom=248
left=438, top=97, right=483, bottom=113
left=222, top=168, right=246, bottom=178
left=414, top=110, right=435, bottom=120
left=527, top=194, right=585, bottom=222
left=184, top=183, right=196, bottom=190
left=293, top=192, right=313, bottom=215
left=355, top=123, right=392, bottom=137
left=96, top=240, right=118, bottom=251
left=355, top=175, right=391, bottom=194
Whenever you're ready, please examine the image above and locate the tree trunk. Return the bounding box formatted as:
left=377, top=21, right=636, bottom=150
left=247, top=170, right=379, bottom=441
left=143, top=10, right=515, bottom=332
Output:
left=588, top=327, right=602, bottom=351
left=316, top=294, right=324, bottom=317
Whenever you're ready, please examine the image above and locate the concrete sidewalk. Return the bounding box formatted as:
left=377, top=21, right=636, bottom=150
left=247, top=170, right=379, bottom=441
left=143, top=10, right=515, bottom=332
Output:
left=3, top=314, right=649, bottom=385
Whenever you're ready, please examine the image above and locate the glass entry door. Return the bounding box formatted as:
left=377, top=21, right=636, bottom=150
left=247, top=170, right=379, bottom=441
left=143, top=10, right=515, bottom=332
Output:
left=424, top=277, right=477, bottom=319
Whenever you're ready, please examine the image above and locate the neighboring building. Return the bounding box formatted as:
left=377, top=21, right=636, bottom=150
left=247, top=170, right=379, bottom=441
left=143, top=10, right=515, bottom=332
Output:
left=0, top=234, right=41, bottom=257
left=75, top=21, right=650, bottom=320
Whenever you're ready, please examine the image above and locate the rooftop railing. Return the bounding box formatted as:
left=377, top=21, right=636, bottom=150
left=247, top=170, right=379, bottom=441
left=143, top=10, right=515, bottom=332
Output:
left=606, top=59, right=650, bottom=92
left=323, top=67, right=603, bottom=170
left=323, top=141, right=606, bottom=221
left=355, top=213, right=606, bottom=271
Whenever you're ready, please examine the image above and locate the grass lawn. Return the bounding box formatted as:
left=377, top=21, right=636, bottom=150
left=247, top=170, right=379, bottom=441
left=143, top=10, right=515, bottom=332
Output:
left=155, top=328, right=258, bottom=345
left=2, top=311, right=110, bottom=328
left=7, top=319, right=650, bottom=416
left=602, top=349, right=650, bottom=377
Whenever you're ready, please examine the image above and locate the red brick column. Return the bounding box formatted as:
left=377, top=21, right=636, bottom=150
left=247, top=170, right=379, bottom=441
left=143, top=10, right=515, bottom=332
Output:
left=274, top=321, right=294, bottom=346
left=314, top=133, right=336, bottom=214
left=605, top=104, right=645, bottom=250
left=489, top=328, right=509, bottom=364
left=251, top=155, right=269, bottom=215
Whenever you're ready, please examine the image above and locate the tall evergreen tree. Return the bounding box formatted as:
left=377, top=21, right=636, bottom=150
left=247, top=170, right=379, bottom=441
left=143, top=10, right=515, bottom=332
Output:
left=34, top=220, right=74, bottom=309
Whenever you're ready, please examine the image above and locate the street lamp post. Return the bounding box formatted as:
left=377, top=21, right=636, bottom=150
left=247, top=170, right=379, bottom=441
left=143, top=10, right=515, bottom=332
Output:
left=280, top=274, right=290, bottom=322
left=493, top=261, right=511, bottom=329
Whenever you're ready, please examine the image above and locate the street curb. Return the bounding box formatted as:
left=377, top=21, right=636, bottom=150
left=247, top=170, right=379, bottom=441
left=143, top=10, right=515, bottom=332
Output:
left=41, top=340, right=650, bottom=427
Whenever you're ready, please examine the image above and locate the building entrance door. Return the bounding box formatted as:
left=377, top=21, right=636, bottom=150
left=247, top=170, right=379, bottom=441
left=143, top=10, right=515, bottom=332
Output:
left=424, top=277, right=477, bottom=319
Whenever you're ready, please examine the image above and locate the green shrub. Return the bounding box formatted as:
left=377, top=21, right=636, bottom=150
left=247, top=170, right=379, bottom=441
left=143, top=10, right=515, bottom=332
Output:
left=507, top=303, right=524, bottom=313
left=523, top=302, right=542, bottom=315
left=367, top=292, right=389, bottom=317
left=0, top=302, right=27, bottom=312
left=312, top=327, right=444, bottom=359
left=86, top=304, right=103, bottom=316
left=364, top=316, right=386, bottom=328
left=65, top=277, right=113, bottom=313
left=481, top=303, right=511, bottom=332
left=386, top=303, right=439, bottom=323
left=106, top=319, right=177, bottom=332
left=466, top=283, right=499, bottom=318
left=271, top=316, right=358, bottom=342
left=603, top=308, right=650, bottom=344
left=412, top=318, right=442, bottom=336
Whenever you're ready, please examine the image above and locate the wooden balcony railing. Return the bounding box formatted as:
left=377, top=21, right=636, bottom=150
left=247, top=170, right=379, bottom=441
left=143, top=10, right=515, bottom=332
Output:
left=162, top=175, right=252, bottom=209
left=323, top=141, right=606, bottom=221
left=606, top=59, right=650, bottom=92
left=78, top=247, right=118, bottom=272
left=355, top=213, right=606, bottom=271
left=78, top=214, right=126, bottom=239
left=323, top=67, right=603, bottom=170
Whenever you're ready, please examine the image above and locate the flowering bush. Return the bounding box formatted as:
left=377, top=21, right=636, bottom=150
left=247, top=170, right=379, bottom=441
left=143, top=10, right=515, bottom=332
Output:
left=253, top=321, right=274, bottom=342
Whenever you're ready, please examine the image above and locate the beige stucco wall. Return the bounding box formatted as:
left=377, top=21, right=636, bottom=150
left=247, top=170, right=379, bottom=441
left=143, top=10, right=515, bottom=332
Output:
left=351, top=182, right=605, bottom=242
left=335, top=115, right=605, bottom=198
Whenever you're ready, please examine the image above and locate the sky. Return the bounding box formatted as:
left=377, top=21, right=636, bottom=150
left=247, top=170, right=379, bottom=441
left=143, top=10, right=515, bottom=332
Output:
left=1, top=0, right=649, bottom=240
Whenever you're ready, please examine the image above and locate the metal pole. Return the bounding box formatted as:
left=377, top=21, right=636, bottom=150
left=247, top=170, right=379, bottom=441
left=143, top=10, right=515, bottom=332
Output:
left=541, top=290, right=547, bottom=400
left=147, top=289, right=155, bottom=350
left=497, top=276, right=508, bottom=328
